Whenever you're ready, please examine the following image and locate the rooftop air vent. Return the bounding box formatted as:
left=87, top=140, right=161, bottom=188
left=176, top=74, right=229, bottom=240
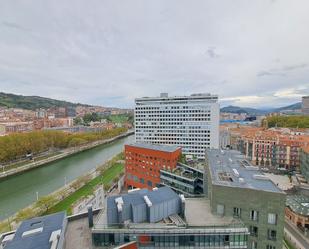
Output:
left=144, top=196, right=152, bottom=207
left=22, top=227, right=43, bottom=238
left=128, top=188, right=140, bottom=193
left=232, top=168, right=240, bottom=177
left=49, top=229, right=61, bottom=249
left=115, top=197, right=124, bottom=212
left=253, top=175, right=270, bottom=181
left=239, top=178, right=245, bottom=184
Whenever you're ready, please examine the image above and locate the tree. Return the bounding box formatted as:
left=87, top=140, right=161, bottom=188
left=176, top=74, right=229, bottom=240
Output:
left=73, top=117, right=83, bottom=125
left=0, top=127, right=127, bottom=164
left=35, top=195, right=57, bottom=212
left=104, top=184, right=111, bottom=191
left=68, top=137, right=87, bottom=147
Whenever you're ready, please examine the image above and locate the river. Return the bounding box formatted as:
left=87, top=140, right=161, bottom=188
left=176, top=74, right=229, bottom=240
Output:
left=0, top=135, right=134, bottom=220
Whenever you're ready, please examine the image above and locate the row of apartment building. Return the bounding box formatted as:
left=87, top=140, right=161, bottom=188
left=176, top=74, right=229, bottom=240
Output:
left=220, top=125, right=309, bottom=171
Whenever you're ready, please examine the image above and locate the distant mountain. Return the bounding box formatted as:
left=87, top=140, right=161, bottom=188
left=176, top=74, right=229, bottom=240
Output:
left=220, top=105, right=267, bottom=115
left=273, top=102, right=301, bottom=112
left=221, top=102, right=302, bottom=115
left=0, top=92, right=89, bottom=110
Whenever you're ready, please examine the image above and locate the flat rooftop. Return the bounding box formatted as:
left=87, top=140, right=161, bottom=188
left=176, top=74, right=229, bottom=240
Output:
left=185, top=198, right=238, bottom=226
left=286, top=195, right=309, bottom=216
left=135, top=93, right=218, bottom=102
left=127, top=142, right=180, bottom=153
left=64, top=215, right=97, bottom=249
left=207, top=149, right=283, bottom=193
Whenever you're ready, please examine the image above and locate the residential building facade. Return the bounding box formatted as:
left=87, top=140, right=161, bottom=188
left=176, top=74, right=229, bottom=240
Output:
left=236, top=129, right=309, bottom=170
left=300, top=146, right=309, bottom=182
left=135, top=93, right=219, bottom=159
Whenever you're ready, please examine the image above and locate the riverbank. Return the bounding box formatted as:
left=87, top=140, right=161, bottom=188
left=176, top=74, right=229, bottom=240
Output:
left=0, top=152, right=124, bottom=233
left=0, top=130, right=133, bottom=180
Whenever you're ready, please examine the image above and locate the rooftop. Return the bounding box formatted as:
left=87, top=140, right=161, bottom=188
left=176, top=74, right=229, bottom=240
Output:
left=185, top=198, right=239, bottom=227
left=286, top=195, right=309, bottom=216
left=64, top=214, right=95, bottom=249
left=107, top=187, right=178, bottom=209
left=135, top=93, right=218, bottom=102
left=207, top=149, right=284, bottom=193
left=127, top=142, right=180, bottom=153
left=4, top=212, right=66, bottom=249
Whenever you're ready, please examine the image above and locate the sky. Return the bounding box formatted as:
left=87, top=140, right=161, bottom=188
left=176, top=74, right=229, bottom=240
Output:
left=0, top=0, right=308, bottom=108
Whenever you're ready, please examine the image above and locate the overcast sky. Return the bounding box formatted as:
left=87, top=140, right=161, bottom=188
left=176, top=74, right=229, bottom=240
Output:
left=0, top=0, right=308, bottom=108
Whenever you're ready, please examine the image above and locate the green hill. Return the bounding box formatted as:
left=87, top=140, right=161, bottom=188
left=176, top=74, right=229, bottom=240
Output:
left=221, top=102, right=301, bottom=115
left=220, top=105, right=267, bottom=115
left=0, top=92, right=89, bottom=110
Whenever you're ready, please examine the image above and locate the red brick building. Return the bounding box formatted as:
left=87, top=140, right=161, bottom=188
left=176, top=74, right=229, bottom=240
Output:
left=125, top=143, right=181, bottom=190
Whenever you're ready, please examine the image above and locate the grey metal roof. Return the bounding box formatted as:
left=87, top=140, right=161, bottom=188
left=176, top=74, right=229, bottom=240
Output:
left=207, top=149, right=284, bottom=193
left=127, top=142, right=180, bottom=153
left=5, top=212, right=66, bottom=249
left=145, top=187, right=179, bottom=205
left=107, top=191, right=145, bottom=210
left=286, top=195, right=309, bottom=216
left=107, top=187, right=179, bottom=209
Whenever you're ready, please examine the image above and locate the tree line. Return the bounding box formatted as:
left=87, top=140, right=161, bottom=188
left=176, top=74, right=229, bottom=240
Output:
left=0, top=127, right=127, bottom=163
left=265, top=115, right=309, bottom=128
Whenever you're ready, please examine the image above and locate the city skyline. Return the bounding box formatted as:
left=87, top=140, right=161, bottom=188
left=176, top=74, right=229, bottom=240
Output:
left=0, top=0, right=308, bottom=108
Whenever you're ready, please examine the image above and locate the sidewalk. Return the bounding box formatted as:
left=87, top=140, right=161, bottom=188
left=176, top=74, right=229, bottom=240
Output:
left=284, top=219, right=309, bottom=249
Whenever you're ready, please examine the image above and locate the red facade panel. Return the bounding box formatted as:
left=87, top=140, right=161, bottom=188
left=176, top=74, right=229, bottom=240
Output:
left=125, top=144, right=181, bottom=190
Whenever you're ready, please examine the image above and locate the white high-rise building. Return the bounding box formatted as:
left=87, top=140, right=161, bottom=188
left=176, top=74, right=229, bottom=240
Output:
left=135, top=93, right=219, bottom=158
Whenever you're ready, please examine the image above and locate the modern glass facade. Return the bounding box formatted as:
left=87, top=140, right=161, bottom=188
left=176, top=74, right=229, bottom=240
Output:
left=160, top=164, right=204, bottom=196
left=92, top=228, right=248, bottom=248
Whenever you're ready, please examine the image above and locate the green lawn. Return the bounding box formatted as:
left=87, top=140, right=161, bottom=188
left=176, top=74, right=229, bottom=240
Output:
left=284, top=239, right=296, bottom=249
left=46, top=162, right=124, bottom=215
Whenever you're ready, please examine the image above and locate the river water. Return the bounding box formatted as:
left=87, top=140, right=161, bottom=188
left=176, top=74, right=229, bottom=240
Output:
left=0, top=135, right=134, bottom=220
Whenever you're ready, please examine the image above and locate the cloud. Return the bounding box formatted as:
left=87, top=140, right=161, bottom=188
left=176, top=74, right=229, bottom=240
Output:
left=2, top=21, right=29, bottom=31
left=273, top=87, right=308, bottom=98
left=257, top=63, right=308, bottom=77
left=257, top=71, right=286, bottom=77
left=206, top=47, right=220, bottom=59
left=0, top=0, right=308, bottom=108
left=282, top=63, right=307, bottom=71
